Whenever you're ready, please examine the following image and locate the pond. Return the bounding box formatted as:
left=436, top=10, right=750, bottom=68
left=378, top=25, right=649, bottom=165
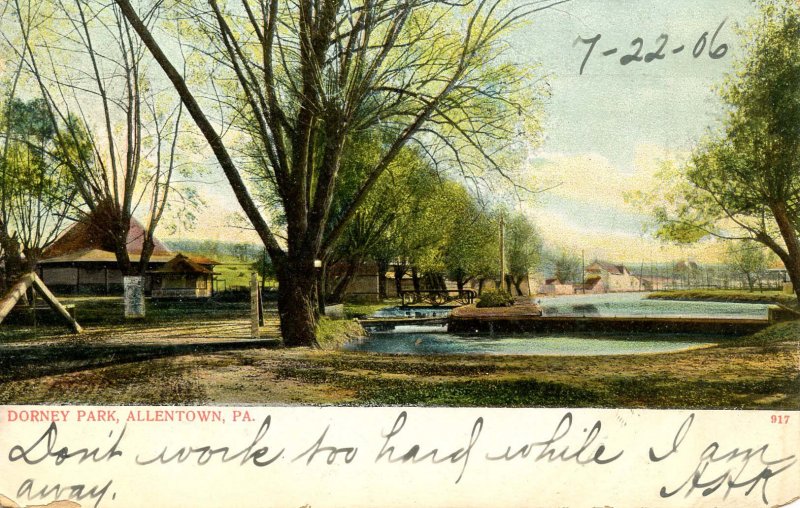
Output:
left=536, top=293, right=769, bottom=319
left=348, top=293, right=768, bottom=356
left=370, top=293, right=771, bottom=319
left=344, top=324, right=715, bottom=355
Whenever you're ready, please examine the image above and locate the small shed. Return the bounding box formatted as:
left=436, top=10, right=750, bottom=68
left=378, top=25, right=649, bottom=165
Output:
left=150, top=254, right=217, bottom=299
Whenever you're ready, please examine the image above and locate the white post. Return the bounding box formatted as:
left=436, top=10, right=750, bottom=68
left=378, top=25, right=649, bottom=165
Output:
left=124, top=276, right=145, bottom=318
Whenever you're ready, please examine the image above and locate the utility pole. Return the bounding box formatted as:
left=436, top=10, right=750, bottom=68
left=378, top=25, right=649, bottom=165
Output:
left=639, top=260, right=644, bottom=292
left=499, top=212, right=505, bottom=292
left=581, top=249, right=585, bottom=294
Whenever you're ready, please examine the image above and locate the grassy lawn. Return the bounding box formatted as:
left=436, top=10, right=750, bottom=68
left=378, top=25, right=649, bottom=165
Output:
left=648, top=289, right=798, bottom=307
left=343, top=298, right=402, bottom=318
left=0, top=297, right=797, bottom=408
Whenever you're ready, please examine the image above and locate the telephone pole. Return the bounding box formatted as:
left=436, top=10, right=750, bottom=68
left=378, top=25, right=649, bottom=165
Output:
left=581, top=249, right=585, bottom=294
left=499, top=212, right=505, bottom=291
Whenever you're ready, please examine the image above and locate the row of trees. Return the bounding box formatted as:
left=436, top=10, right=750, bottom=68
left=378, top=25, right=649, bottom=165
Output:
left=1, top=0, right=553, bottom=346
left=323, top=151, right=543, bottom=303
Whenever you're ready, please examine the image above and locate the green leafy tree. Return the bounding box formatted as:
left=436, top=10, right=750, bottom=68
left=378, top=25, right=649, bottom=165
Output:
left=504, top=212, right=541, bottom=295
left=0, top=96, right=77, bottom=284
left=444, top=201, right=498, bottom=293
left=552, top=250, right=581, bottom=283
left=725, top=241, right=768, bottom=291
left=638, top=0, right=800, bottom=300
left=111, top=0, right=549, bottom=347
left=324, top=145, right=447, bottom=303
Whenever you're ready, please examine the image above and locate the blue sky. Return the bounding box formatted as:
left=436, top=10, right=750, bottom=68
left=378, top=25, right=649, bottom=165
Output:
left=500, top=0, right=756, bottom=262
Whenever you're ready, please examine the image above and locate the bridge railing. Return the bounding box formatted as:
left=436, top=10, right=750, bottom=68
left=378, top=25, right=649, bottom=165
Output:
left=400, top=289, right=477, bottom=307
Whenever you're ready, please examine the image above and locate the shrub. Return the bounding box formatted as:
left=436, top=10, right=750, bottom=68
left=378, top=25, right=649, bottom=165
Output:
left=476, top=289, right=514, bottom=308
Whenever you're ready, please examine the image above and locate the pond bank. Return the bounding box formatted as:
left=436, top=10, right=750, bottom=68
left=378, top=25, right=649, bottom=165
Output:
left=1, top=320, right=796, bottom=408
left=448, top=302, right=770, bottom=335
left=647, top=289, right=797, bottom=307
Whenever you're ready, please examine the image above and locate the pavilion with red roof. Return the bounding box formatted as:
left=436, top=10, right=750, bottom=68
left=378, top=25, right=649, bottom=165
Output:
left=38, top=215, right=218, bottom=296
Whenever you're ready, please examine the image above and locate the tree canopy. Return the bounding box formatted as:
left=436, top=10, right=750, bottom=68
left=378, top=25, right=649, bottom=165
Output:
left=111, top=0, right=550, bottom=345
left=639, top=0, right=800, bottom=299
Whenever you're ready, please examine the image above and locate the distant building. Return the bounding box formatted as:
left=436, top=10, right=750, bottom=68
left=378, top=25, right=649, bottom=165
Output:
left=326, top=261, right=386, bottom=302
left=585, top=261, right=641, bottom=292
left=539, top=278, right=574, bottom=295
left=38, top=215, right=217, bottom=297
left=766, top=260, right=790, bottom=283
left=637, top=275, right=675, bottom=291
left=150, top=254, right=216, bottom=299
left=578, top=274, right=606, bottom=294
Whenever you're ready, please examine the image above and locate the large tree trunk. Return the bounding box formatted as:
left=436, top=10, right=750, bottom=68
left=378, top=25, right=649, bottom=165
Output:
left=0, top=227, right=23, bottom=289
left=277, top=258, right=319, bottom=348
left=329, top=257, right=359, bottom=303
left=138, top=236, right=155, bottom=277
left=513, top=275, right=524, bottom=296
left=769, top=202, right=800, bottom=302
left=377, top=259, right=389, bottom=300
left=393, top=264, right=406, bottom=296
left=411, top=267, right=421, bottom=293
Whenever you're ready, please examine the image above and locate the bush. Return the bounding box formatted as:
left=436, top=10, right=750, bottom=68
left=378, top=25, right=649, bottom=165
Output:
left=476, top=290, right=514, bottom=308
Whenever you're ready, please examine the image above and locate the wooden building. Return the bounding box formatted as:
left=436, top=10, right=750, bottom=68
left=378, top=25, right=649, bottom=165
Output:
left=150, top=254, right=216, bottom=299
left=38, top=216, right=217, bottom=297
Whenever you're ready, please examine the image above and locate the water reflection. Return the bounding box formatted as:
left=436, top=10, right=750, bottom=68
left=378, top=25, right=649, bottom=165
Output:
left=346, top=325, right=715, bottom=356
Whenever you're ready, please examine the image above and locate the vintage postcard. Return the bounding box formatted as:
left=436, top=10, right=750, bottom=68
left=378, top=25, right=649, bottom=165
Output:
left=0, top=0, right=798, bottom=506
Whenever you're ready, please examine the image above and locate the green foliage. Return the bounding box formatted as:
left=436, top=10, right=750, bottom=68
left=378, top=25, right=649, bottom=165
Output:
left=315, top=318, right=365, bottom=350
left=444, top=200, right=498, bottom=287
left=476, top=289, right=514, bottom=308
left=552, top=250, right=581, bottom=283
left=0, top=97, right=78, bottom=261
left=724, top=241, right=769, bottom=291
left=634, top=0, right=800, bottom=297
left=504, top=212, right=542, bottom=278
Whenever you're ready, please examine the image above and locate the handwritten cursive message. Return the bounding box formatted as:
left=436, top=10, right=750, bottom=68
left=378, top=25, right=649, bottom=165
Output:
left=0, top=408, right=796, bottom=508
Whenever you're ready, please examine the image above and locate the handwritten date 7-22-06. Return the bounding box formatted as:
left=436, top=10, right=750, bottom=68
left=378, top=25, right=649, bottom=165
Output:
left=575, top=19, right=729, bottom=75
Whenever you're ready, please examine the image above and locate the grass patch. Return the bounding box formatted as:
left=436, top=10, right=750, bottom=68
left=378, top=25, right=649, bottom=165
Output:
left=316, top=317, right=365, bottom=349
left=609, top=373, right=800, bottom=409
left=64, top=297, right=249, bottom=326
left=0, top=357, right=208, bottom=405
left=354, top=378, right=600, bottom=407
left=273, top=361, right=599, bottom=406
left=475, top=289, right=514, bottom=308
left=343, top=299, right=401, bottom=318
left=725, top=320, right=800, bottom=348
left=647, top=289, right=797, bottom=306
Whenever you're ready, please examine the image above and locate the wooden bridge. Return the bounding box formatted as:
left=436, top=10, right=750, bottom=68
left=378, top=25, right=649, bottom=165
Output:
left=399, top=289, right=476, bottom=306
